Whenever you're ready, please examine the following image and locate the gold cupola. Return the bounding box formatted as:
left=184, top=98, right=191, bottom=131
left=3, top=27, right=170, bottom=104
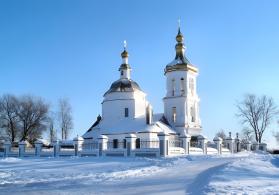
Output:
left=121, top=49, right=129, bottom=59
left=165, top=22, right=198, bottom=74
left=119, top=40, right=131, bottom=79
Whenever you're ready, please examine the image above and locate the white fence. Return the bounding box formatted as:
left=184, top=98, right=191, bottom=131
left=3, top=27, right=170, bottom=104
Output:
left=1, top=135, right=266, bottom=158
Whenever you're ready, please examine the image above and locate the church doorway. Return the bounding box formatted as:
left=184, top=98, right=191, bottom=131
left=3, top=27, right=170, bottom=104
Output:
left=190, top=136, right=198, bottom=147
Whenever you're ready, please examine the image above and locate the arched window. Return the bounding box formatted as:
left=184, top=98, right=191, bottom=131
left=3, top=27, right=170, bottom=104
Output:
left=172, top=107, right=177, bottom=123
left=180, top=78, right=185, bottom=95
left=136, top=138, right=140, bottom=149
left=171, top=79, right=175, bottom=96
left=191, top=106, right=195, bottom=122
left=121, top=71, right=124, bottom=76
left=189, top=78, right=194, bottom=95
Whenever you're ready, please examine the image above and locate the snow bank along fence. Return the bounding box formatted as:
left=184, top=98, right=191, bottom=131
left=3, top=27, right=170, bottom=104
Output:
left=1, top=133, right=267, bottom=158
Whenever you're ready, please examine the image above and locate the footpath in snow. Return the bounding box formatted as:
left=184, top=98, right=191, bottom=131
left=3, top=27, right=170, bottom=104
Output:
left=0, top=152, right=278, bottom=195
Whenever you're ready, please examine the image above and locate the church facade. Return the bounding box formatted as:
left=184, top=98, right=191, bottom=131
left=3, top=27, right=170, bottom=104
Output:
left=83, top=27, right=203, bottom=148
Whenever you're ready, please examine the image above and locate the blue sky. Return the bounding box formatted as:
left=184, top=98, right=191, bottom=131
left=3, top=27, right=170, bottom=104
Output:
left=0, top=1, right=279, bottom=145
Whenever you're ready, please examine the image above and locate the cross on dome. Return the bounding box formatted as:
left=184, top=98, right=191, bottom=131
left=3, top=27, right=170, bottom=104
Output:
left=124, top=40, right=127, bottom=50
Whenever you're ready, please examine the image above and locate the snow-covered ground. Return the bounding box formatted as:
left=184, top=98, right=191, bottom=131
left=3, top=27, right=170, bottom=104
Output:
left=0, top=152, right=278, bottom=195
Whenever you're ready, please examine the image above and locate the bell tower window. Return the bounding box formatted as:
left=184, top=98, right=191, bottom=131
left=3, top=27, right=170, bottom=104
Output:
left=189, top=78, right=194, bottom=95
left=121, top=70, right=124, bottom=76
left=191, top=106, right=195, bottom=122
left=180, top=78, right=185, bottom=95
left=172, top=107, right=177, bottom=123
left=172, top=79, right=175, bottom=96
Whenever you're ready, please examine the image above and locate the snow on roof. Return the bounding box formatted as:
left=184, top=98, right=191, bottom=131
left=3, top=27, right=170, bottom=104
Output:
left=83, top=114, right=176, bottom=138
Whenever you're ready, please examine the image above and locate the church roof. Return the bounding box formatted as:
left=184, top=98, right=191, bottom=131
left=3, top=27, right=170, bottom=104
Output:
left=104, top=78, right=143, bottom=96
left=82, top=114, right=177, bottom=139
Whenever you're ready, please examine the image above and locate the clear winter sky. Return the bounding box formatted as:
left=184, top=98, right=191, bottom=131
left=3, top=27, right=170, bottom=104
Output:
left=0, top=1, right=278, bottom=146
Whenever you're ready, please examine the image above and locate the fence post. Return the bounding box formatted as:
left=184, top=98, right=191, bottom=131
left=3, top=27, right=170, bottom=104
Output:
left=198, top=135, right=208, bottom=155
left=213, top=137, right=223, bottom=155
left=98, top=135, right=108, bottom=157
left=254, top=143, right=259, bottom=151
left=53, top=140, right=60, bottom=157
left=180, top=134, right=191, bottom=155
left=233, top=133, right=240, bottom=152
left=73, top=136, right=84, bottom=156
left=4, top=141, right=11, bottom=157
left=259, top=143, right=267, bottom=151
left=35, top=140, right=43, bottom=157
left=225, top=133, right=234, bottom=153
left=125, top=134, right=137, bottom=157
left=158, top=132, right=169, bottom=157
left=246, top=141, right=251, bottom=151
left=19, top=141, right=27, bottom=157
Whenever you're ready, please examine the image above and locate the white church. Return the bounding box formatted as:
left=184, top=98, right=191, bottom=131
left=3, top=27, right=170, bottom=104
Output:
left=1, top=27, right=265, bottom=159
left=82, top=27, right=203, bottom=149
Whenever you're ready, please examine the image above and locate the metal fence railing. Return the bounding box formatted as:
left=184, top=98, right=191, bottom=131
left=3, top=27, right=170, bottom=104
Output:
left=139, top=141, right=159, bottom=149
left=107, top=141, right=126, bottom=149
left=25, top=147, right=35, bottom=153
left=41, top=146, right=54, bottom=153
left=11, top=147, right=18, bottom=153
left=82, top=142, right=98, bottom=150
left=60, top=145, right=75, bottom=152
left=190, top=141, right=199, bottom=147
left=169, top=139, right=183, bottom=148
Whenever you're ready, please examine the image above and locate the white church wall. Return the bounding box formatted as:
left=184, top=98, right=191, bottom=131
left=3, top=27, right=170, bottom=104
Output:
left=163, top=96, right=187, bottom=128
left=134, top=91, right=147, bottom=118
left=102, top=99, right=135, bottom=121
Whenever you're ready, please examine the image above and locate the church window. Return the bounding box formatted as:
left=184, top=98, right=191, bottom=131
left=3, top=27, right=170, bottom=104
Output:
left=125, top=108, right=129, bottom=117
left=113, top=139, right=118, bottom=148
left=191, top=107, right=195, bottom=122
left=136, top=138, right=140, bottom=149
left=189, top=78, right=194, bottom=95
left=180, top=78, right=185, bottom=95
left=172, top=79, right=175, bottom=96
left=121, top=71, right=124, bottom=76
left=172, top=107, right=177, bottom=123
left=123, top=139, right=126, bottom=148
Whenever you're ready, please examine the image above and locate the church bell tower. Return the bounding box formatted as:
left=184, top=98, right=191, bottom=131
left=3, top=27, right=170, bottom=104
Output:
left=163, top=24, right=202, bottom=136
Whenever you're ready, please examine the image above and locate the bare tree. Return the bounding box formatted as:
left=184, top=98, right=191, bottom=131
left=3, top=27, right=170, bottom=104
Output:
left=16, top=95, right=49, bottom=143
left=215, top=129, right=227, bottom=140
left=274, top=120, right=279, bottom=145
left=48, top=112, right=56, bottom=143
left=239, top=128, right=255, bottom=149
left=0, top=94, right=19, bottom=142
left=58, top=98, right=73, bottom=140
left=236, top=94, right=278, bottom=143
left=274, top=132, right=279, bottom=145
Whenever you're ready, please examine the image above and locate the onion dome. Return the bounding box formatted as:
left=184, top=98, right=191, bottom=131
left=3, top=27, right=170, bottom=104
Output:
left=121, top=50, right=129, bottom=58
left=104, top=79, right=142, bottom=96
left=165, top=25, right=197, bottom=74
left=176, top=28, right=184, bottom=43
left=104, top=41, right=143, bottom=96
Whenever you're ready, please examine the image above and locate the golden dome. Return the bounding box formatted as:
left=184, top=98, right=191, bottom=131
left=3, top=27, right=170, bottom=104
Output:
left=121, top=50, right=129, bottom=58
left=176, top=29, right=184, bottom=43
